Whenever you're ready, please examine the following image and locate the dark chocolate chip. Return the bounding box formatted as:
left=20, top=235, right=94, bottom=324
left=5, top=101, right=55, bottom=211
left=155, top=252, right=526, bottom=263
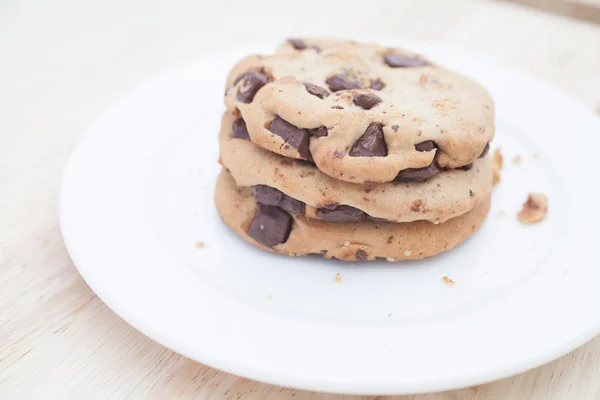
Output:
left=288, top=38, right=307, bottom=50
left=391, top=125, right=399, bottom=132
left=370, top=78, right=385, bottom=90
left=268, top=116, right=311, bottom=159
left=395, top=163, right=440, bottom=182
left=326, top=74, right=361, bottom=92
left=253, top=185, right=306, bottom=215
left=236, top=71, right=269, bottom=103
left=458, top=163, right=473, bottom=171
left=253, top=185, right=282, bottom=205
left=310, top=126, right=328, bottom=137
left=479, top=143, right=490, bottom=158
left=415, top=140, right=436, bottom=152
left=247, top=204, right=293, bottom=247
left=312, top=45, right=322, bottom=53
left=353, top=93, right=382, bottom=110
left=349, top=123, right=388, bottom=157
left=356, top=250, right=368, bottom=261
left=317, top=205, right=365, bottom=222
left=303, top=83, right=329, bottom=99
left=384, top=53, right=428, bottom=68
left=331, top=105, right=344, bottom=109
left=231, top=118, right=250, bottom=139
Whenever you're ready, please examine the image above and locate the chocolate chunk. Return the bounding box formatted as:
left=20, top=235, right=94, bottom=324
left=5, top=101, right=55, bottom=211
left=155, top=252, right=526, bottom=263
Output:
left=353, top=93, right=382, bottom=110
left=349, top=123, right=388, bottom=157
left=479, top=143, right=490, bottom=158
left=231, top=118, right=250, bottom=139
left=384, top=54, right=428, bottom=68
left=326, top=74, right=361, bottom=92
left=247, top=204, right=293, bottom=247
left=312, top=45, right=322, bottom=53
left=288, top=38, right=307, bottom=50
left=317, top=205, right=365, bottom=222
left=356, top=250, right=368, bottom=261
left=391, top=125, right=399, bottom=132
left=236, top=71, right=269, bottom=103
left=396, top=163, right=440, bottom=182
left=415, top=140, right=436, bottom=152
left=370, top=78, right=385, bottom=90
left=331, top=105, right=344, bottom=110
left=303, top=82, right=329, bottom=99
left=268, top=116, right=311, bottom=159
left=253, top=185, right=306, bottom=215
left=310, top=126, right=328, bottom=137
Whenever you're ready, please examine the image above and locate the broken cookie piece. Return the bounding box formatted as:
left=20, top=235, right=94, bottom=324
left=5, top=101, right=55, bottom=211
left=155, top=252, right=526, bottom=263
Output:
left=517, top=193, right=548, bottom=224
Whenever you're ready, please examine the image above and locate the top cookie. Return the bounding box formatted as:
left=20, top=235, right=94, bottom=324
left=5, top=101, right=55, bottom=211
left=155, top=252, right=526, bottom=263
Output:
left=224, top=38, right=494, bottom=184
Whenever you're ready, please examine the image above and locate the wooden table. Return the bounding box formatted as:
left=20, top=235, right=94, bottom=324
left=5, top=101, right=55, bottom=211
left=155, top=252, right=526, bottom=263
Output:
left=2, top=0, right=600, bottom=398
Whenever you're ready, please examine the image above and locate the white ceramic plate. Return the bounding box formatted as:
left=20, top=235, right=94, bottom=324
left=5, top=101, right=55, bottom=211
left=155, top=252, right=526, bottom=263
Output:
left=60, top=39, right=600, bottom=395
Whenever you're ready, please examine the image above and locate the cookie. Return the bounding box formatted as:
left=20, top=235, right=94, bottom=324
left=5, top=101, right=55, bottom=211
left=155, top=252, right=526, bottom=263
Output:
left=215, top=169, right=491, bottom=261
left=219, top=113, right=493, bottom=223
left=224, top=38, right=494, bottom=184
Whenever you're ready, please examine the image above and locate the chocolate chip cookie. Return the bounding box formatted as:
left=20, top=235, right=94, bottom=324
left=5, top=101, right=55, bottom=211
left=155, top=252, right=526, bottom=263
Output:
left=219, top=112, right=493, bottom=224
left=215, top=169, right=491, bottom=261
left=224, top=38, right=494, bottom=184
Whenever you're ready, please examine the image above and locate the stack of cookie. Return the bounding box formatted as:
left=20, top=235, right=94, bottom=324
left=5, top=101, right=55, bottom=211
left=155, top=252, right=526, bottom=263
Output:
left=215, top=38, right=494, bottom=262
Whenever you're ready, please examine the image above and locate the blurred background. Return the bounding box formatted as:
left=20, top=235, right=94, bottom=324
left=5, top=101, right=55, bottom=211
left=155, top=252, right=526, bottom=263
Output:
left=1, top=0, right=600, bottom=398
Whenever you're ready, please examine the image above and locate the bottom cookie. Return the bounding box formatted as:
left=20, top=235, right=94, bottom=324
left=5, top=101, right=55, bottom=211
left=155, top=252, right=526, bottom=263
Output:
left=215, top=169, right=491, bottom=262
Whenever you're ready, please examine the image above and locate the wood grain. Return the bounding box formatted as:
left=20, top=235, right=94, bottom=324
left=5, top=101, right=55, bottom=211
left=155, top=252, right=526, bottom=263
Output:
left=2, top=0, right=600, bottom=398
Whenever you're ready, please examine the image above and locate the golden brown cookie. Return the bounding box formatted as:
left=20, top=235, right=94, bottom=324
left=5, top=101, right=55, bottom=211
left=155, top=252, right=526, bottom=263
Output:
left=224, top=38, right=494, bottom=184
left=215, top=169, right=491, bottom=262
left=220, top=112, right=493, bottom=224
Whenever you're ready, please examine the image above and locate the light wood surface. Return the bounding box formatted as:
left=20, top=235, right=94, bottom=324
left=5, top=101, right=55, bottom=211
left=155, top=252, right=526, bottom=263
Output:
left=2, top=0, right=600, bottom=398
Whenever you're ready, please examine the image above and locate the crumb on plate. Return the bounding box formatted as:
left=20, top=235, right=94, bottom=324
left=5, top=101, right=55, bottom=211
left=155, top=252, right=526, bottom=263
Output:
left=442, top=276, right=455, bottom=287
left=195, top=241, right=205, bottom=248
left=512, top=154, right=521, bottom=165
left=334, top=272, right=342, bottom=283
left=493, top=148, right=503, bottom=185
left=518, top=193, right=548, bottom=224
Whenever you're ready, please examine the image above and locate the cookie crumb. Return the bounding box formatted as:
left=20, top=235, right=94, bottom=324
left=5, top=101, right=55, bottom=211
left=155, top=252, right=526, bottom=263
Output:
left=442, top=276, right=455, bottom=286
left=195, top=241, right=205, bottom=248
left=518, top=193, right=548, bottom=224
left=267, top=294, right=273, bottom=300
left=387, top=313, right=392, bottom=317
left=403, top=249, right=412, bottom=256
left=334, top=273, right=342, bottom=283
left=343, top=240, right=350, bottom=247
left=386, top=257, right=395, bottom=262
left=469, top=189, right=475, bottom=197
left=497, top=210, right=506, bottom=217
left=512, top=154, right=521, bottom=165
left=493, top=148, right=503, bottom=185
